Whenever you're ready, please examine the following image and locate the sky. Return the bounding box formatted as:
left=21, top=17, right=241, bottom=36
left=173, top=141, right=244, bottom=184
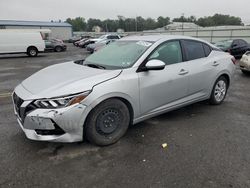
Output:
left=0, top=0, right=250, bottom=24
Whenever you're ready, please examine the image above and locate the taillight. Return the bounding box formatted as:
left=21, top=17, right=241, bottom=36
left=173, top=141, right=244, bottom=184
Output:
left=231, top=57, right=236, bottom=65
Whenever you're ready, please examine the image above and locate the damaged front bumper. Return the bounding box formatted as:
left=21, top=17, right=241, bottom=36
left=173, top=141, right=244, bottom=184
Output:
left=12, top=92, right=90, bottom=143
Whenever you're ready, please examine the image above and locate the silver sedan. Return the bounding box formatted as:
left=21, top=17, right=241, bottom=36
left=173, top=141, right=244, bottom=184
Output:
left=13, top=35, right=235, bottom=146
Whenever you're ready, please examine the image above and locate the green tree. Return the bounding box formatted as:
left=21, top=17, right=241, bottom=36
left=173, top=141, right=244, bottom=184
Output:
left=173, top=15, right=196, bottom=23
left=144, top=18, right=157, bottom=30
left=157, top=16, right=170, bottom=28
left=66, top=17, right=86, bottom=31
left=87, top=18, right=103, bottom=31
left=196, top=14, right=243, bottom=27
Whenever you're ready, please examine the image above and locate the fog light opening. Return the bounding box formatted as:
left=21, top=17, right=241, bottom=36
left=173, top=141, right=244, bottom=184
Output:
left=35, top=120, right=65, bottom=136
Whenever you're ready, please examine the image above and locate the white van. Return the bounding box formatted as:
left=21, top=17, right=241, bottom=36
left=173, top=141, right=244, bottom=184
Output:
left=0, top=30, right=45, bottom=57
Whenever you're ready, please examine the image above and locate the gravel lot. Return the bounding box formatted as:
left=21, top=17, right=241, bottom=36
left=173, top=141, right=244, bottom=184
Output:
left=0, top=45, right=250, bottom=188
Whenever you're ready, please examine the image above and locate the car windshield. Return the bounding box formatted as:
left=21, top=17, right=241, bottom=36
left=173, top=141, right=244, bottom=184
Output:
left=83, top=40, right=153, bottom=69
left=215, top=40, right=233, bottom=49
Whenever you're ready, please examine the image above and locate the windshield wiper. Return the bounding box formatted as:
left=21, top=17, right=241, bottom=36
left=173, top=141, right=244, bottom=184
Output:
left=84, top=63, right=106, bottom=69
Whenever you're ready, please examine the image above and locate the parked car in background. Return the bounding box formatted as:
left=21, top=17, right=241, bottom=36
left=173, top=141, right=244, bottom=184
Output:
left=0, top=30, right=45, bottom=57
left=239, top=51, right=250, bottom=75
left=45, top=39, right=67, bottom=52
left=74, top=37, right=91, bottom=47
left=80, top=34, right=121, bottom=48
left=73, top=35, right=92, bottom=46
left=86, top=39, right=117, bottom=53
left=68, top=36, right=81, bottom=43
left=51, top=38, right=64, bottom=43
left=214, top=39, right=250, bottom=59
left=13, top=35, right=235, bottom=146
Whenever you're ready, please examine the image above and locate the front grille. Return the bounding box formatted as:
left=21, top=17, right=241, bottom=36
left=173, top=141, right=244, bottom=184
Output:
left=13, top=93, right=37, bottom=122
left=13, top=92, right=24, bottom=118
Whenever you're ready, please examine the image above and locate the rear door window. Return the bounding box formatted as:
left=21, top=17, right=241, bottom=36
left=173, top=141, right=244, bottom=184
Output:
left=182, top=40, right=206, bottom=61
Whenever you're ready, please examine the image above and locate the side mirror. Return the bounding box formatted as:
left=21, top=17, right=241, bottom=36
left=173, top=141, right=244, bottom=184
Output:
left=145, top=59, right=165, bottom=71
left=232, top=44, right=237, bottom=48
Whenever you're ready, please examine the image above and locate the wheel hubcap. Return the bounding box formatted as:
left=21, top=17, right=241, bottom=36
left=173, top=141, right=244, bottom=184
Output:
left=30, top=50, right=36, bottom=56
left=214, top=80, right=226, bottom=102
left=96, top=109, right=120, bottom=135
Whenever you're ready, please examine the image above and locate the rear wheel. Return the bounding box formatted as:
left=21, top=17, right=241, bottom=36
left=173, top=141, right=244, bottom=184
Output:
left=242, top=70, right=250, bottom=75
left=27, top=47, right=38, bottom=57
left=55, top=46, right=63, bottom=52
left=85, top=99, right=130, bottom=146
left=209, top=76, right=228, bottom=105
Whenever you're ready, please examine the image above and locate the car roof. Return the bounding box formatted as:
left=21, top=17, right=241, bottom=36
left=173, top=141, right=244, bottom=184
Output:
left=120, top=35, right=206, bottom=43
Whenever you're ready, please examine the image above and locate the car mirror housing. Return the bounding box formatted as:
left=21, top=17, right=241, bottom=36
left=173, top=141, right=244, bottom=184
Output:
left=145, top=59, right=165, bottom=71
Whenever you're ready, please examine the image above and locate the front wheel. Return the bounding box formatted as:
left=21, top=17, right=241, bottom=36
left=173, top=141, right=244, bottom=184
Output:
left=85, top=99, right=130, bottom=146
left=209, top=76, right=228, bottom=105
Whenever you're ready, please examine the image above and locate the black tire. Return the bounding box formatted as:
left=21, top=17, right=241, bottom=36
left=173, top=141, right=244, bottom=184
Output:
left=85, top=99, right=130, bottom=146
left=27, top=47, right=38, bottom=57
left=209, top=76, right=228, bottom=105
left=55, top=46, right=63, bottom=52
left=242, top=70, right=250, bottom=75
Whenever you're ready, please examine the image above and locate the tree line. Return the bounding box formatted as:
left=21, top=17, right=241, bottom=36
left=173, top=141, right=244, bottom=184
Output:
left=65, top=14, right=243, bottom=32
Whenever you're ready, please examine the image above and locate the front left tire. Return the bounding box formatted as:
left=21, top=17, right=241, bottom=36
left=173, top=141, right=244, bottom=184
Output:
left=85, top=99, right=130, bottom=146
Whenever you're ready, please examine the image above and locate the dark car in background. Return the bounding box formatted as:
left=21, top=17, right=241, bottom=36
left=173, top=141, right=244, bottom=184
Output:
left=214, top=39, right=250, bottom=58
left=74, top=37, right=92, bottom=47
left=45, top=39, right=67, bottom=52
left=68, top=36, right=81, bottom=43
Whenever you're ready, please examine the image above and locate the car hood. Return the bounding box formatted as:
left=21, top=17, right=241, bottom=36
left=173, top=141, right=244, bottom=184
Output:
left=20, top=61, right=121, bottom=99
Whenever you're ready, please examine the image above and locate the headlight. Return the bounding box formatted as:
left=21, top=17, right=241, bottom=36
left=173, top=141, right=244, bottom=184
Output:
left=33, top=91, right=91, bottom=109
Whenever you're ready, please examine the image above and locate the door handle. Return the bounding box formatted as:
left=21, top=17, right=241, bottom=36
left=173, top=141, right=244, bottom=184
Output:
left=212, top=61, right=219, bottom=67
left=178, top=69, right=189, bottom=75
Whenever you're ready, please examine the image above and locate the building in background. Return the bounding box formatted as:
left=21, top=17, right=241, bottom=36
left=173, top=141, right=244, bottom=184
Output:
left=0, top=20, right=72, bottom=40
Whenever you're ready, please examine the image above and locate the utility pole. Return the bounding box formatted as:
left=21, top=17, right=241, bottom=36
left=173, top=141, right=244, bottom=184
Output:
left=135, top=16, right=138, bottom=32
left=105, top=22, right=108, bottom=33
left=182, top=13, right=184, bottom=30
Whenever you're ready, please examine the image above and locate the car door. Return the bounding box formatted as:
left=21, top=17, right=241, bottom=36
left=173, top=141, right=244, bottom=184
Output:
left=45, top=40, right=53, bottom=50
left=181, top=40, right=217, bottom=98
left=138, top=40, right=189, bottom=115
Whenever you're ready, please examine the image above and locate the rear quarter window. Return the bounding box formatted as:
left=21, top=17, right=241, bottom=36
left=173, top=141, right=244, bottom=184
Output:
left=203, top=44, right=212, bottom=57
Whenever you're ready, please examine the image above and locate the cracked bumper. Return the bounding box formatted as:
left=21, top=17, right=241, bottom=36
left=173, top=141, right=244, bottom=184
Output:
left=14, top=101, right=90, bottom=143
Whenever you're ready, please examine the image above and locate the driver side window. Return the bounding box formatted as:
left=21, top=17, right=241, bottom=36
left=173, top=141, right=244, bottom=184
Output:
left=148, top=41, right=183, bottom=65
